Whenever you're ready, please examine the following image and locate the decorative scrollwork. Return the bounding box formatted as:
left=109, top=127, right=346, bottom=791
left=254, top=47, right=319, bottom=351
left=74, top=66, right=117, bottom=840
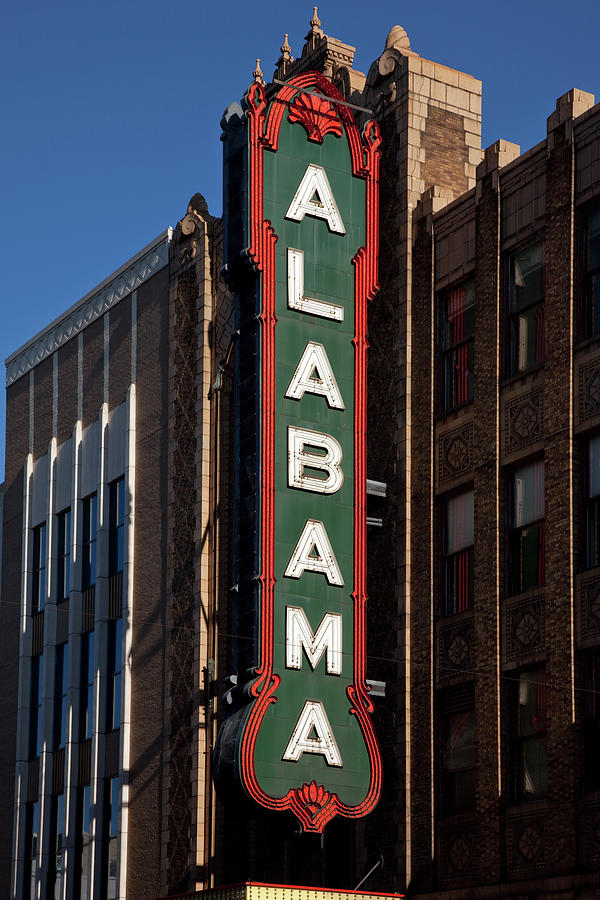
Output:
left=581, top=574, right=600, bottom=638
left=439, top=422, right=473, bottom=486
left=505, top=387, right=543, bottom=452
left=288, top=91, right=344, bottom=143
left=508, top=811, right=548, bottom=873
left=439, top=618, right=474, bottom=681
left=505, top=595, right=545, bottom=661
left=440, top=826, right=475, bottom=881
left=580, top=359, right=600, bottom=421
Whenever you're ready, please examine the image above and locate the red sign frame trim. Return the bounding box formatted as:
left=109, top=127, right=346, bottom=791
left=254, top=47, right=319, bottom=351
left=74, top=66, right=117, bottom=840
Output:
left=241, top=72, right=382, bottom=832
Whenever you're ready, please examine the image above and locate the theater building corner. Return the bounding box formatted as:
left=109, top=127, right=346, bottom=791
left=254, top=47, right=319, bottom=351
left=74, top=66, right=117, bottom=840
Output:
left=1, top=10, right=600, bottom=900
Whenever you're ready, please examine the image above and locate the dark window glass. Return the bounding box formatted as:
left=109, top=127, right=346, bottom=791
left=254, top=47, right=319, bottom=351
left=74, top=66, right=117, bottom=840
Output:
left=109, top=478, right=125, bottom=576
left=440, top=687, right=476, bottom=816
left=32, top=523, right=46, bottom=614
left=581, top=651, right=600, bottom=792
left=80, top=632, right=95, bottom=741
left=443, top=489, right=474, bottom=615
left=82, top=495, right=97, bottom=590
left=103, top=777, right=119, bottom=899
left=54, top=644, right=68, bottom=749
left=508, top=241, right=544, bottom=375
left=107, top=619, right=122, bottom=732
left=30, top=655, right=43, bottom=759
left=509, top=460, right=545, bottom=594
left=56, top=509, right=71, bottom=601
left=25, top=799, right=40, bottom=900
left=582, top=207, right=600, bottom=338
left=49, top=793, right=65, bottom=900
left=78, top=784, right=92, bottom=900
left=442, top=708, right=476, bottom=814
left=586, top=435, right=600, bottom=569
left=511, top=669, right=547, bottom=801
left=440, top=280, right=475, bottom=411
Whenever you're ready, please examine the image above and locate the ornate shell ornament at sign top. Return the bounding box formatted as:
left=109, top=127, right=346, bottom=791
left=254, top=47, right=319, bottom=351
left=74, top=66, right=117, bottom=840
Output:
left=288, top=91, right=344, bottom=143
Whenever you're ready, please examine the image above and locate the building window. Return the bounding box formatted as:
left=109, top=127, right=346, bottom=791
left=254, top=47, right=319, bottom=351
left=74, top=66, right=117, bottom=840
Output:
left=30, top=655, right=43, bottom=759
left=80, top=631, right=95, bottom=742
left=49, top=793, right=65, bottom=900
left=582, top=206, right=600, bottom=339
left=78, top=784, right=92, bottom=900
left=54, top=644, right=68, bottom=749
left=443, top=489, right=474, bottom=615
left=106, top=619, right=122, bottom=732
left=440, top=688, right=476, bottom=815
left=509, top=460, right=545, bottom=595
left=586, top=435, right=600, bottom=569
left=109, top=478, right=125, bottom=576
left=102, top=777, right=119, bottom=899
left=25, top=799, right=40, bottom=900
left=508, top=240, right=544, bottom=375
left=56, top=509, right=71, bottom=602
left=32, top=523, right=46, bottom=614
left=82, top=495, right=97, bottom=590
left=510, top=669, right=547, bottom=802
left=440, top=280, right=475, bottom=411
left=581, top=651, right=600, bottom=793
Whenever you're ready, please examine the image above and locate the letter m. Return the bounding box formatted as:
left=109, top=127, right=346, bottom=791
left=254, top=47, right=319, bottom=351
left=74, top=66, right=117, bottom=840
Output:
left=286, top=606, right=342, bottom=675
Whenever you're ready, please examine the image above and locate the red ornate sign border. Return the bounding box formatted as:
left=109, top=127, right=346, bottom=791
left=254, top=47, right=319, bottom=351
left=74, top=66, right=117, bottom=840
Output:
left=241, top=72, right=382, bottom=832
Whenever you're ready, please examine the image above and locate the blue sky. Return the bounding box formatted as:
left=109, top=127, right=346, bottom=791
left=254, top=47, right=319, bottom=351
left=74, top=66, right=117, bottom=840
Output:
left=2, top=0, right=599, bottom=475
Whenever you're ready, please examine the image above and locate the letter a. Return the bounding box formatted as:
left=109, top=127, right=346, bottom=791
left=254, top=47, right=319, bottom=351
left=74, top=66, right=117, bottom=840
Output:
left=282, top=700, right=343, bottom=766
left=285, top=164, right=346, bottom=234
left=284, top=519, right=344, bottom=586
left=285, top=341, right=344, bottom=409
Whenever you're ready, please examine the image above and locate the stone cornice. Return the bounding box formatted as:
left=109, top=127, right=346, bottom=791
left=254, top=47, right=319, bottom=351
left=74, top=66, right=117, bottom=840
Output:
left=6, top=229, right=172, bottom=387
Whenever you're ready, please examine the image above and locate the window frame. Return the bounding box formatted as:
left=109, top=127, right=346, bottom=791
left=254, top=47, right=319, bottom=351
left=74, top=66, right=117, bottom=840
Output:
left=585, top=434, right=600, bottom=570
left=31, top=522, right=46, bottom=614
left=509, top=668, right=547, bottom=803
left=580, top=205, right=600, bottom=340
left=580, top=650, right=600, bottom=793
left=442, top=488, right=474, bottom=617
left=54, top=643, right=69, bottom=750
left=56, top=508, right=71, bottom=602
left=506, top=239, right=545, bottom=378
left=438, top=279, right=475, bottom=413
left=80, top=631, right=95, bottom=743
left=81, top=494, right=97, bottom=591
left=29, top=654, right=43, bottom=760
left=108, top=477, right=125, bottom=577
left=439, top=686, right=476, bottom=816
left=106, top=618, right=122, bottom=732
left=102, top=776, right=120, bottom=899
left=508, top=459, right=545, bottom=596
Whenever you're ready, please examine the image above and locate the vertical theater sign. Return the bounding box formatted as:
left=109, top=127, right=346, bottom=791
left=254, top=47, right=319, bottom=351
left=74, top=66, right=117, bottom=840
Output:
left=217, top=70, right=382, bottom=833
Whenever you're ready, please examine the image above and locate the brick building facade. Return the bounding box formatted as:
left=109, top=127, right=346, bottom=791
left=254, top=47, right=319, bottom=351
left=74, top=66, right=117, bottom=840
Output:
left=1, top=11, right=600, bottom=900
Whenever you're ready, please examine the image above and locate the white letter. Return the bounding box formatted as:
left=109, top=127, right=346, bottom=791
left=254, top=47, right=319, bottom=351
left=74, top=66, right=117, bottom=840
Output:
left=287, top=249, right=344, bottom=321
left=286, top=607, right=342, bottom=674
left=282, top=700, right=343, bottom=767
left=285, top=341, right=344, bottom=409
left=288, top=426, right=343, bottom=494
left=285, top=164, right=346, bottom=234
left=284, top=519, right=343, bottom=586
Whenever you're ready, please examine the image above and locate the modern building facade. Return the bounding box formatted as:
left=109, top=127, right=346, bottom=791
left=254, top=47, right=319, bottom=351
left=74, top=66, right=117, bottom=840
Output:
left=1, top=9, right=600, bottom=900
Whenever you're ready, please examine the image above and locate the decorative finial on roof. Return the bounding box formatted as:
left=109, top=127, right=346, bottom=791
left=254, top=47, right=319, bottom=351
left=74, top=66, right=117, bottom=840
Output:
left=280, top=33, right=293, bottom=63
left=310, top=6, right=322, bottom=34
left=253, top=58, right=264, bottom=84
left=275, top=33, right=294, bottom=78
